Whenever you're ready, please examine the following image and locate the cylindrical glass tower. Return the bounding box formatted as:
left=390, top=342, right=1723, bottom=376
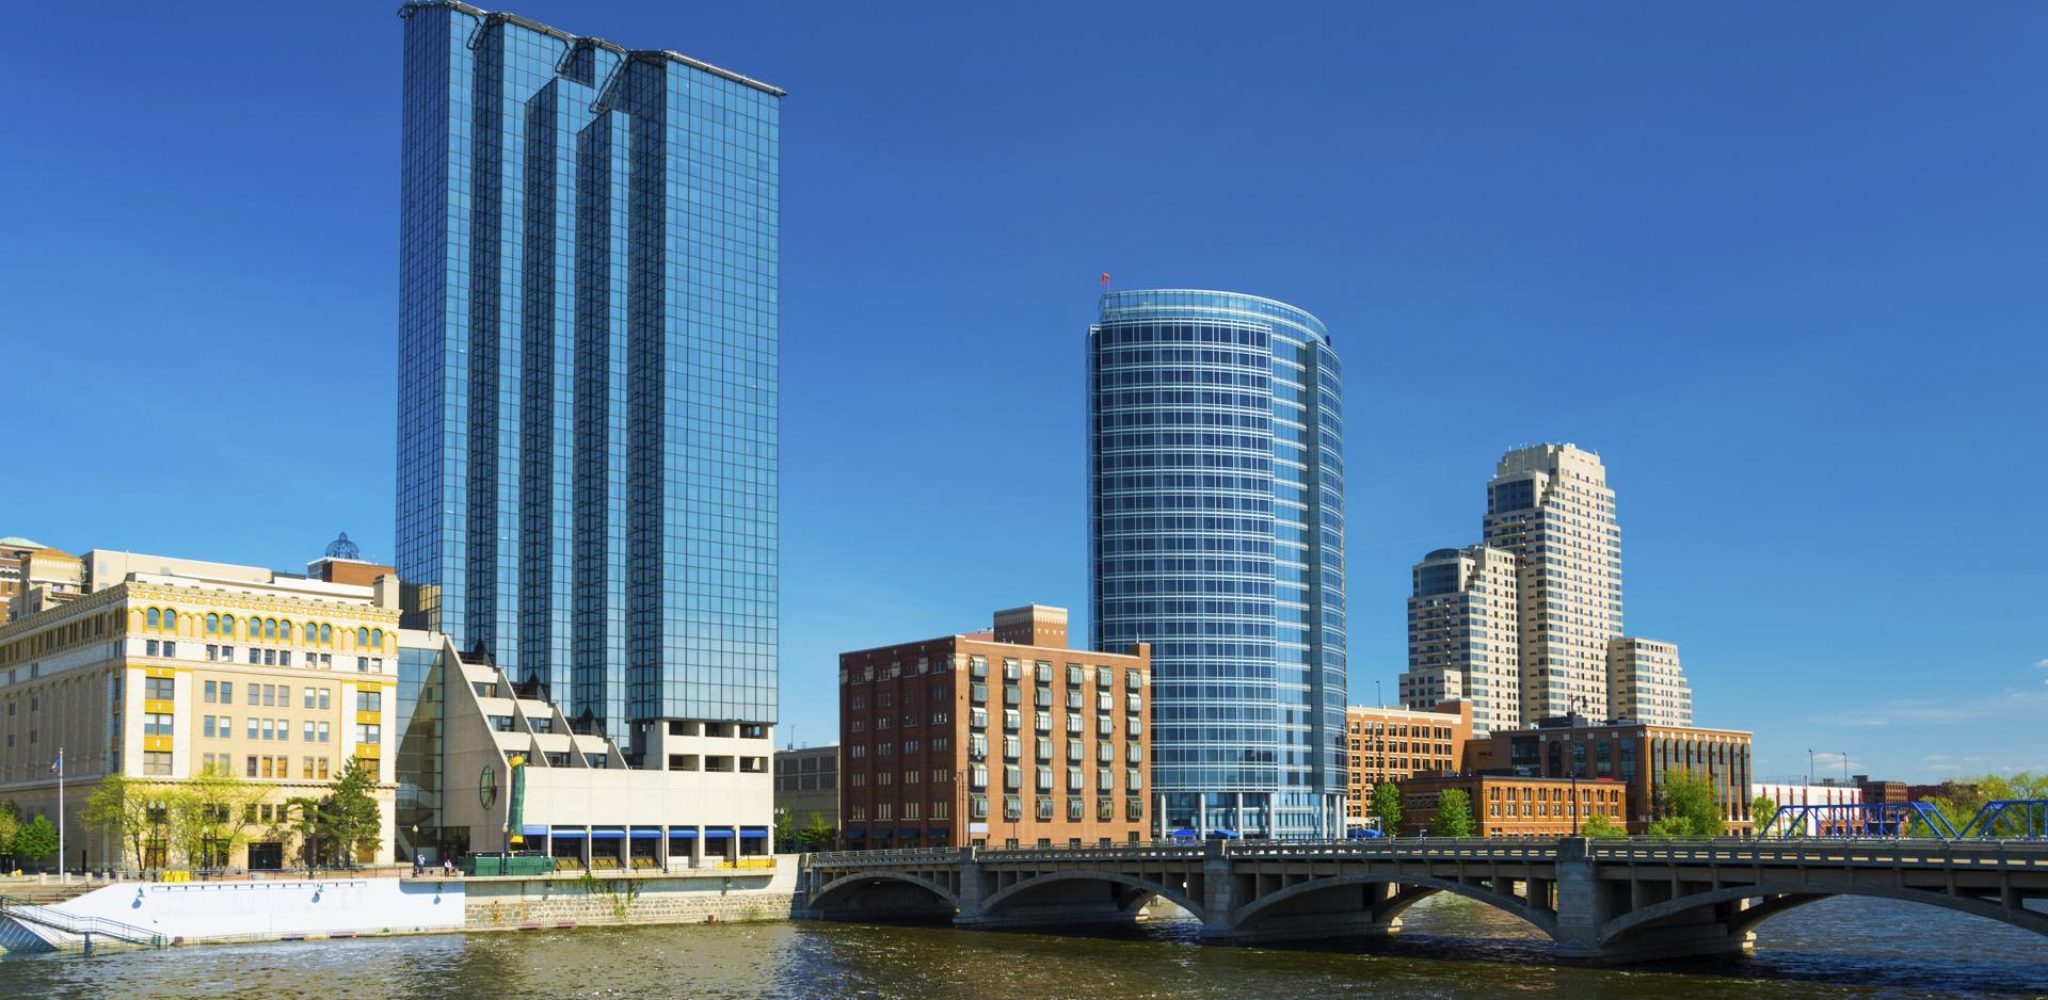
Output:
left=1088, top=290, right=1347, bottom=839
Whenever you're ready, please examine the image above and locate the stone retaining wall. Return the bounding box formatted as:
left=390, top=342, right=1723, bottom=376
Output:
left=463, top=864, right=798, bottom=931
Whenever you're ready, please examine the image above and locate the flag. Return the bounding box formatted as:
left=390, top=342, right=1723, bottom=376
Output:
left=50, top=751, right=61, bottom=775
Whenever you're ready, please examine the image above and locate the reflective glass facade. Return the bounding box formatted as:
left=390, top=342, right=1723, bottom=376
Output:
left=395, top=636, right=447, bottom=861
left=397, top=2, right=781, bottom=755
left=1088, top=290, right=1346, bottom=838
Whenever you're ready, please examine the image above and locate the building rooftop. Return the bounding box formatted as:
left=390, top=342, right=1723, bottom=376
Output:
left=398, top=1, right=786, bottom=97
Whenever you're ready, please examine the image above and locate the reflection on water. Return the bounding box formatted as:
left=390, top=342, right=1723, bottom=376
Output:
left=6, top=894, right=2045, bottom=999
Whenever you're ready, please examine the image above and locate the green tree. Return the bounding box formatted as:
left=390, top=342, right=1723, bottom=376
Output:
left=1434, top=789, right=1475, bottom=837
left=12, top=814, right=58, bottom=864
left=284, top=795, right=330, bottom=869
left=773, top=809, right=797, bottom=853
left=1924, top=772, right=2048, bottom=836
left=326, top=758, right=383, bottom=864
left=85, top=773, right=163, bottom=869
left=0, top=801, right=18, bottom=863
left=1647, top=769, right=1726, bottom=838
left=797, top=811, right=836, bottom=851
left=174, top=765, right=263, bottom=868
left=1370, top=782, right=1404, bottom=835
left=1579, top=812, right=1626, bottom=839
left=1750, top=795, right=1778, bottom=837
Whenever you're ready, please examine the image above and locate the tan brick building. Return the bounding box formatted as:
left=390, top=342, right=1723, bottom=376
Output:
left=1468, top=717, right=1755, bottom=834
left=1397, top=773, right=1626, bottom=837
left=838, top=605, right=1150, bottom=850
left=1344, top=700, right=1472, bottom=829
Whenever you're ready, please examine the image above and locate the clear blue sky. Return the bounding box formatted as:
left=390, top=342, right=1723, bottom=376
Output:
left=3, top=2, right=2042, bottom=783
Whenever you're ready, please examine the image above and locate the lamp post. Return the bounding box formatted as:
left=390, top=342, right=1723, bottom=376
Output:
left=1807, top=748, right=1814, bottom=786
left=1569, top=695, right=1589, bottom=836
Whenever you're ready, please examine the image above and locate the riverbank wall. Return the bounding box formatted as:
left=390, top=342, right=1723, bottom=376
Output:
left=8, top=859, right=798, bottom=952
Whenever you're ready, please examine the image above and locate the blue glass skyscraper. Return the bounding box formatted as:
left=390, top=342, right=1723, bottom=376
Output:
left=1089, top=290, right=1347, bottom=839
left=396, top=2, right=780, bottom=759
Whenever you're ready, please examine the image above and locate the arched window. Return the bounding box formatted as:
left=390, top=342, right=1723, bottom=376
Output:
left=163, top=609, right=178, bottom=631
left=305, top=622, right=317, bottom=643
left=147, top=608, right=160, bottom=629
left=222, top=615, right=236, bottom=638
left=207, top=613, right=219, bottom=635
left=279, top=620, right=293, bottom=644
left=370, top=628, right=383, bottom=650
left=265, top=619, right=278, bottom=640
left=358, top=628, right=370, bottom=649
left=320, top=624, right=332, bottom=644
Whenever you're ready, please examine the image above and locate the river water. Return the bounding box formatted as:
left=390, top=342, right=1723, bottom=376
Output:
left=7, top=894, right=2047, bottom=999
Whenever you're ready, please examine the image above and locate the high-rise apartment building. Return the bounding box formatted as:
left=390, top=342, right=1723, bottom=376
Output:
left=1608, top=637, right=1692, bottom=727
left=1400, top=444, right=1695, bottom=732
left=1398, top=545, right=1519, bottom=735
left=1483, top=444, right=1622, bottom=723
left=838, top=606, right=1151, bottom=849
left=1088, top=290, right=1347, bottom=839
left=395, top=4, right=782, bottom=788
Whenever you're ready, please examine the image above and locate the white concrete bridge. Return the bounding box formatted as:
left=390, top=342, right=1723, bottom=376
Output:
left=797, top=837, right=2048, bottom=962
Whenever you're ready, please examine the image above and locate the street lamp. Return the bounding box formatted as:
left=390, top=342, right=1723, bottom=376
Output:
left=1807, top=749, right=1815, bottom=786
left=1569, top=695, right=1590, bottom=836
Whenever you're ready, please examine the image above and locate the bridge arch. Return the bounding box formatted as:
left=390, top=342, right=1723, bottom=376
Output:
left=1230, top=873, right=1559, bottom=940
left=1600, top=884, right=2048, bottom=949
left=980, top=870, right=1206, bottom=923
left=806, top=871, right=960, bottom=918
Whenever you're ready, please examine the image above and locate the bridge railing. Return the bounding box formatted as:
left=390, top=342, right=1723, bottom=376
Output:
left=0, top=895, right=166, bottom=948
left=805, top=836, right=2048, bottom=871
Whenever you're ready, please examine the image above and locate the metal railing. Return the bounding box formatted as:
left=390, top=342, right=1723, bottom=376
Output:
left=0, top=895, right=165, bottom=948
left=807, top=836, right=2048, bottom=871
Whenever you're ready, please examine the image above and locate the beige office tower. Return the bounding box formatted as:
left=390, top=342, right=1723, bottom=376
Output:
left=1608, top=637, right=1692, bottom=726
left=1398, top=545, right=1521, bottom=735
left=1483, top=444, right=1622, bottom=723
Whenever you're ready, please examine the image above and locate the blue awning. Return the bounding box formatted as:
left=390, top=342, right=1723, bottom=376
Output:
left=740, top=826, right=770, bottom=838
left=551, top=827, right=588, bottom=839
left=898, top=828, right=920, bottom=838
left=926, top=828, right=950, bottom=839
left=704, top=828, right=734, bottom=839
left=668, top=828, right=699, bottom=839
left=628, top=829, right=662, bottom=839
left=521, top=825, right=548, bottom=836
left=590, top=827, right=626, bottom=839
left=843, top=829, right=866, bottom=839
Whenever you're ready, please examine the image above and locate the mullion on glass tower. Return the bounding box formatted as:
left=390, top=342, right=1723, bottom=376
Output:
left=398, top=1, right=781, bottom=759
left=1088, top=290, right=1347, bottom=839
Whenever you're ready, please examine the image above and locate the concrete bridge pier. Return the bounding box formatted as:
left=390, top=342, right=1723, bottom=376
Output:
left=1549, top=839, right=1752, bottom=964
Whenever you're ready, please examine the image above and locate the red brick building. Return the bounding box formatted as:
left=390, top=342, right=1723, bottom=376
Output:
left=839, top=606, right=1150, bottom=849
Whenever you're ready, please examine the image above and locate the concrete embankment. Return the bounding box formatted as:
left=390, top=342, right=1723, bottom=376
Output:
left=5, top=859, right=798, bottom=952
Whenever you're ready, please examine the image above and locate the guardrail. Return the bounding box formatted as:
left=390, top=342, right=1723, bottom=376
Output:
left=807, top=836, right=2048, bottom=870
left=0, top=895, right=165, bottom=948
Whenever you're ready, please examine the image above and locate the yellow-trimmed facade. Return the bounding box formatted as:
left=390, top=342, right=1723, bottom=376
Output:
left=0, top=565, right=402, bottom=871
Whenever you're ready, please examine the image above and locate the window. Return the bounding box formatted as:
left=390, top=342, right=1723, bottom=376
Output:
left=1003, top=709, right=1021, bottom=731
left=1097, top=666, right=1112, bottom=687
left=147, top=608, right=160, bottom=629
left=144, top=677, right=174, bottom=701
left=304, top=623, right=317, bottom=643
left=206, top=613, right=220, bottom=635
left=357, top=690, right=382, bottom=713
left=264, top=619, right=277, bottom=641
left=221, top=615, right=236, bottom=638
left=970, top=794, right=989, bottom=819
left=303, top=688, right=315, bottom=710
left=143, top=751, right=172, bottom=776
left=248, top=648, right=260, bottom=665
left=204, top=680, right=218, bottom=704
left=318, top=689, right=330, bottom=711
left=356, top=724, right=381, bottom=746
left=1004, top=795, right=1022, bottom=820
left=144, top=713, right=174, bottom=736
left=279, top=651, right=290, bottom=666
left=204, top=716, right=216, bottom=738
left=247, top=718, right=259, bottom=739
left=303, top=721, right=315, bottom=742
left=357, top=628, right=371, bottom=649
left=246, top=755, right=259, bottom=778
left=262, top=684, right=275, bottom=707
left=262, top=719, right=275, bottom=741
left=320, top=624, right=331, bottom=644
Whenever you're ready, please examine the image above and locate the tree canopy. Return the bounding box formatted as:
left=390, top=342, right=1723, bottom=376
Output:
left=1370, top=783, right=1404, bottom=834
left=1434, top=789, right=1475, bottom=837
left=1647, top=769, right=1726, bottom=838
left=12, top=814, right=57, bottom=861
left=1578, top=812, right=1626, bottom=839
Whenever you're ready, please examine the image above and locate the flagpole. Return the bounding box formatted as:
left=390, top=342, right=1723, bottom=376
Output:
left=56, top=748, right=65, bottom=880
